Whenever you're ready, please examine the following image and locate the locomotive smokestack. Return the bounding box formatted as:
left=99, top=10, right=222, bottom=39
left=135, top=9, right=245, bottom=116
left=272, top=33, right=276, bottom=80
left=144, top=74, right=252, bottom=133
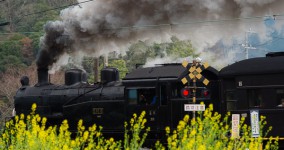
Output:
left=37, top=67, right=49, bottom=86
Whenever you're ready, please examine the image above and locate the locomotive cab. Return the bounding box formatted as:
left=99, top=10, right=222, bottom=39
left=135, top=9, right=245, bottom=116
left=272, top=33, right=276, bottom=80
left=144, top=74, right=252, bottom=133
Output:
left=122, top=63, right=219, bottom=143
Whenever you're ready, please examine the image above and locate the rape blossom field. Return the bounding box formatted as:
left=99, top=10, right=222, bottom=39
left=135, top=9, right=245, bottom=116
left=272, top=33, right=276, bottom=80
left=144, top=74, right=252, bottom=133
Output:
left=0, top=103, right=279, bottom=150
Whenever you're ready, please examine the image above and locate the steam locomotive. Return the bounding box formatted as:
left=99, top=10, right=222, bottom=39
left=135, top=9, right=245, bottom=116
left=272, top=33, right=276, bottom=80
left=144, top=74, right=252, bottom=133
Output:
left=13, top=52, right=284, bottom=145
left=14, top=63, right=219, bottom=141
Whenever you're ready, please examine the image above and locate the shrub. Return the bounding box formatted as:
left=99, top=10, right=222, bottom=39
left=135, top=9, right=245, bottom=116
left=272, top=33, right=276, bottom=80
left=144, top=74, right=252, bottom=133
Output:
left=124, top=111, right=150, bottom=150
left=155, top=103, right=279, bottom=150
left=0, top=104, right=122, bottom=150
left=0, top=103, right=279, bottom=150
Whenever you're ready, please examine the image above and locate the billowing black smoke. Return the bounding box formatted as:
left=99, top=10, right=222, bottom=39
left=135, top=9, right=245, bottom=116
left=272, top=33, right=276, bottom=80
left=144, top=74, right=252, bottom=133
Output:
left=36, top=0, right=284, bottom=70
left=36, top=21, right=72, bottom=69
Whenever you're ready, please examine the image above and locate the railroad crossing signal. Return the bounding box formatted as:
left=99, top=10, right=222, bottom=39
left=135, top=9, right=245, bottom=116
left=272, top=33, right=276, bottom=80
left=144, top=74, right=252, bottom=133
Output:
left=181, top=60, right=210, bottom=86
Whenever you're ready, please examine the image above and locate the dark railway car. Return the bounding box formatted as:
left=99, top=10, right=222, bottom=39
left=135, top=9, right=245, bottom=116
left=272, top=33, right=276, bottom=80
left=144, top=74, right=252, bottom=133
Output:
left=14, top=63, right=219, bottom=143
left=219, top=52, right=284, bottom=146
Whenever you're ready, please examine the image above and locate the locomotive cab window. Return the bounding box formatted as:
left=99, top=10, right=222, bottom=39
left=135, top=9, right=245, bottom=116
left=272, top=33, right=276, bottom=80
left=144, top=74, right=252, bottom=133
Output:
left=126, top=87, right=156, bottom=105
left=128, top=89, right=138, bottom=105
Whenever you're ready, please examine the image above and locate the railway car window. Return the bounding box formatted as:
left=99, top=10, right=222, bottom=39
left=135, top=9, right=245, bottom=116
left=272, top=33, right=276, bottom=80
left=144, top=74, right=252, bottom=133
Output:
left=128, top=89, right=138, bottom=105
left=225, top=91, right=237, bottom=111
left=276, top=89, right=284, bottom=108
left=248, top=89, right=264, bottom=108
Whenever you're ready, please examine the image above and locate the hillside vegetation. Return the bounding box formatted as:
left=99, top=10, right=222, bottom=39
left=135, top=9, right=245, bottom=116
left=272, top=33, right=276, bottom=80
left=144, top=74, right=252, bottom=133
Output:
left=0, top=0, right=198, bottom=127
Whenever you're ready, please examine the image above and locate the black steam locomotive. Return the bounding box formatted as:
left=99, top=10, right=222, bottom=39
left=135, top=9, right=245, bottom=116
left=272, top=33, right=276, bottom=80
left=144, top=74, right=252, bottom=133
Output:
left=14, top=63, right=219, bottom=141
left=13, top=52, right=284, bottom=145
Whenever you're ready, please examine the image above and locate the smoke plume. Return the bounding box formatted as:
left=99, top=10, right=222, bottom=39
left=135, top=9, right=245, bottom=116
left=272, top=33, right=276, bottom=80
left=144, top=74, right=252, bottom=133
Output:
left=37, top=0, right=284, bottom=70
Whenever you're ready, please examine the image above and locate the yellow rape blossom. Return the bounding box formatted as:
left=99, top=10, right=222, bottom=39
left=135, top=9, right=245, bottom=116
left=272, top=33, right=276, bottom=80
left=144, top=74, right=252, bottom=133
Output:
left=162, top=103, right=278, bottom=150
left=0, top=103, right=278, bottom=150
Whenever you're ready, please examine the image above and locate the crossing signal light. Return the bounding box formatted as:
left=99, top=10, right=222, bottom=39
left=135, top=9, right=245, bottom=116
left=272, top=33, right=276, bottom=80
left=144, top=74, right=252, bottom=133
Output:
left=202, top=89, right=210, bottom=97
left=181, top=88, right=191, bottom=98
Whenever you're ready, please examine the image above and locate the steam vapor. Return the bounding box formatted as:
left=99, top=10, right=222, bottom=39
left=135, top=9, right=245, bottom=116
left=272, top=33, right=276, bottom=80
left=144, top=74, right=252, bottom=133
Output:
left=37, top=0, right=284, bottom=70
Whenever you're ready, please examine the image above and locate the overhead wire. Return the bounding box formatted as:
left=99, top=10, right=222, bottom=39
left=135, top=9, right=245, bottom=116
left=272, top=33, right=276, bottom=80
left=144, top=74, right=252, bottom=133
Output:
left=252, top=36, right=284, bottom=47
left=0, top=0, right=281, bottom=34
left=0, top=32, right=41, bottom=35
left=14, top=0, right=94, bottom=23
left=1, top=0, right=284, bottom=50
left=105, top=14, right=284, bottom=30
left=6, top=0, right=284, bottom=31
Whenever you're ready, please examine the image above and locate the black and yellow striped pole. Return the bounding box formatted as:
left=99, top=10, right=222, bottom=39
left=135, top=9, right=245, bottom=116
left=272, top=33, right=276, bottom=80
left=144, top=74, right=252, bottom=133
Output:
left=192, top=60, right=197, bottom=119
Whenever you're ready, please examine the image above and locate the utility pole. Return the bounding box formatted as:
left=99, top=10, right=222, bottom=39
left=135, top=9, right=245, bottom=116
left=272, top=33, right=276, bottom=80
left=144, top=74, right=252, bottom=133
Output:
left=93, top=57, right=99, bottom=83
left=242, top=28, right=256, bottom=59
left=104, top=54, right=108, bottom=67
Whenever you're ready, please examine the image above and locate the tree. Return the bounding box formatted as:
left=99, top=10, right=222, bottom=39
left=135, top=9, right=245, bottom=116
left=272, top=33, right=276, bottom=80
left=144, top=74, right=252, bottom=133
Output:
left=0, top=34, right=31, bottom=72
left=108, top=59, right=128, bottom=79
left=124, top=41, right=150, bottom=71
left=0, top=0, right=74, bottom=33
left=20, top=37, right=34, bottom=65
left=124, top=36, right=199, bottom=72
left=167, top=36, right=198, bottom=58
left=0, top=63, right=64, bottom=128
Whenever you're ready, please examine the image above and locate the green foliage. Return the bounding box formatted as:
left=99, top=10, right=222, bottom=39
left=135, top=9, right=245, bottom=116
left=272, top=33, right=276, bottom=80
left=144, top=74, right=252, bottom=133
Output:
left=0, top=0, right=63, bottom=72
left=167, top=36, right=198, bottom=58
left=26, top=32, right=42, bottom=58
left=0, top=34, right=28, bottom=71
left=0, top=56, right=25, bottom=72
left=80, top=56, right=128, bottom=83
left=124, top=37, right=198, bottom=72
left=108, top=59, right=129, bottom=79
left=124, top=111, right=150, bottom=150
left=17, top=3, right=59, bottom=32
left=125, top=41, right=149, bottom=71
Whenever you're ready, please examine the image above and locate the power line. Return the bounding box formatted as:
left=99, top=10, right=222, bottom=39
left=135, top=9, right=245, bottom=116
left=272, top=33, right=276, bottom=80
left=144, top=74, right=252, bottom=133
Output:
left=0, top=32, right=42, bottom=35
left=15, top=0, right=93, bottom=23
left=253, top=36, right=284, bottom=47
left=104, top=14, right=284, bottom=30
left=7, top=0, right=284, bottom=32
left=254, top=39, right=280, bottom=47
left=11, top=0, right=284, bottom=31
